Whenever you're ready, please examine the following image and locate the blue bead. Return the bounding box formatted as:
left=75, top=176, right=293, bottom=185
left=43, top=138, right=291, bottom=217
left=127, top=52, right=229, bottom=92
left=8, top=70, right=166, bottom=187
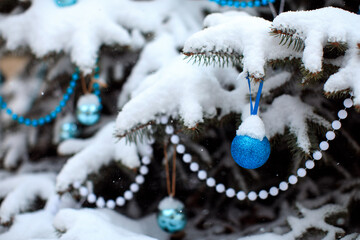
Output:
left=60, top=122, right=79, bottom=140
left=262, top=0, right=268, bottom=5
left=67, top=88, right=73, bottom=95
left=72, top=73, right=79, bottom=81
left=94, top=90, right=101, bottom=96
left=63, top=94, right=69, bottom=101
left=240, top=1, right=247, bottom=7
left=18, top=116, right=24, bottom=123
left=60, top=100, right=66, bottom=107
left=1, top=102, right=7, bottom=109
left=12, top=114, right=18, bottom=120
left=94, top=73, right=99, bottom=79
left=227, top=1, right=234, bottom=6
left=55, top=0, right=77, bottom=7
left=51, top=112, right=57, bottom=118
left=93, top=83, right=99, bottom=89
left=70, top=81, right=76, bottom=88
left=45, top=115, right=52, bottom=123
left=157, top=208, right=187, bottom=233
left=231, top=135, right=270, bottom=169
left=254, top=0, right=261, bottom=6
left=55, top=106, right=62, bottom=113
left=32, top=120, right=38, bottom=127
left=6, top=108, right=12, bottom=115
left=76, top=103, right=100, bottom=126
left=38, top=118, right=45, bottom=125
left=25, top=118, right=31, bottom=126
left=269, top=0, right=275, bottom=3
left=234, top=1, right=240, bottom=7
left=247, top=1, right=254, bottom=7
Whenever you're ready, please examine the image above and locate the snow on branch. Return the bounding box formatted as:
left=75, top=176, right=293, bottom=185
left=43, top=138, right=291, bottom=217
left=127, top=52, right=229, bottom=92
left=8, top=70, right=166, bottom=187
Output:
left=0, top=173, right=55, bottom=224
left=238, top=203, right=347, bottom=240
left=56, top=122, right=152, bottom=192
left=183, top=11, right=299, bottom=79
left=271, top=7, right=360, bottom=105
left=115, top=56, right=243, bottom=136
left=0, top=0, right=163, bottom=73
left=262, top=95, right=330, bottom=153
left=53, top=208, right=156, bottom=240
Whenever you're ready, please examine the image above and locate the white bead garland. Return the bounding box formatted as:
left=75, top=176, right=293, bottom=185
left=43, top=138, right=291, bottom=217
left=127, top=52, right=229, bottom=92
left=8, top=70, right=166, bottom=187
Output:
left=71, top=151, right=152, bottom=209
left=161, top=97, right=353, bottom=202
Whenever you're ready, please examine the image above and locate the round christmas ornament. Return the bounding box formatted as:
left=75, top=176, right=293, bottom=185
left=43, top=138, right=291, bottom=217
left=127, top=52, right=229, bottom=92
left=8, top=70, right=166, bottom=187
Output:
left=76, top=93, right=101, bottom=125
left=54, top=0, right=77, bottom=7
left=231, top=115, right=270, bottom=169
left=157, top=197, right=187, bottom=234
left=60, top=121, right=79, bottom=141
left=231, top=75, right=270, bottom=169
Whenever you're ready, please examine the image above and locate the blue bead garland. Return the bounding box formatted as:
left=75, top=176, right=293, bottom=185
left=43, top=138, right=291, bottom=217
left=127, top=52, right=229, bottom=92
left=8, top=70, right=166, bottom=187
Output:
left=0, top=71, right=79, bottom=127
left=209, top=0, right=275, bottom=7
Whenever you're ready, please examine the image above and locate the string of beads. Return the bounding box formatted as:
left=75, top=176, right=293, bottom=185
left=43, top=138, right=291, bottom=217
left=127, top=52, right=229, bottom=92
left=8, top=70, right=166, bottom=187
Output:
left=70, top=147, right=153, bottom=209
left=159, top=97, right=353, bottom=201
left=0, top=71, right=80, bottom=127
left=209, top=0, right=275, bottom=8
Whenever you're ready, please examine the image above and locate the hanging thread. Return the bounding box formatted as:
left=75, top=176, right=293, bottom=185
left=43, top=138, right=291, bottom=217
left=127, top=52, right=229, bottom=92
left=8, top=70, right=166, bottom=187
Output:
left=164, top=141, right=177, bottom=197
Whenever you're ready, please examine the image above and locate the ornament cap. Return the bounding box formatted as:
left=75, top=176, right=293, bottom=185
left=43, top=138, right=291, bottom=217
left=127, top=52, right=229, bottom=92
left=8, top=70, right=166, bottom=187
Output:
left=77, top=94, right=100, bottom=107
left=158, top=197, right=184, bottom=210
left=236, top=115, right=266, bottom=140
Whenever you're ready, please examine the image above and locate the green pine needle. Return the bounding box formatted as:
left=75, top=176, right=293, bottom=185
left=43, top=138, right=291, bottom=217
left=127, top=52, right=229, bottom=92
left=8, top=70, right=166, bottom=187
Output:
left=183, top=51, right=242, bottom=68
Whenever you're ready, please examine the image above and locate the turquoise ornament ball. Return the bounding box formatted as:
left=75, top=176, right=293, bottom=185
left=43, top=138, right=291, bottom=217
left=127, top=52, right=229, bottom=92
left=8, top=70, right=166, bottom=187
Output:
left=157, top=208, right=187, bottom=233
left=55, top=0, right=77, bottom=7
left=76, top=94, right=101, bottom=126
left=77, top=104, right=100, bottom=125
left=157, top=197, right=187, bottom=233
left=231, top=135, right=270, bottom=169
left=60, top=122, right=79, bottom=141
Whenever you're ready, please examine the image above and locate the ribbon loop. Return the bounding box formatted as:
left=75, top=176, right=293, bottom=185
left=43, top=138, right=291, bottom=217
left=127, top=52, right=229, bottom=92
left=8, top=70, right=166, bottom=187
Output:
left=246, top=74, right=264, bottom=115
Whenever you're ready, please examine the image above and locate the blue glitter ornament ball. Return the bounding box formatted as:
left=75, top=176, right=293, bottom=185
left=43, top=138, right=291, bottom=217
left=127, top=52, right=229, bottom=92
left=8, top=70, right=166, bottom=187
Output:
left=60, top=122, right=79, bottom=141
left=55, top=0, right=77, bottom=7
left=157, top=197, right=187, bottom=233
left=76, top=94, right=101, bottom=126
left=231, top=135, right=270, bottom=169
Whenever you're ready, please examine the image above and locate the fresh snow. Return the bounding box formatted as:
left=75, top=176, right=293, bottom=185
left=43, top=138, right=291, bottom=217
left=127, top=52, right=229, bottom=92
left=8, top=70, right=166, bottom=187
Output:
left=272, top=7, right=360, bottom=73
left=236, top=115, right=266, bottom=140
left=0, top=0, right=162, bottom=73
left=158, top=197, right=184, bottom=210
left=0, top=173, right=55, bottom=224
left=262, top=95, right=330, bottom=153
left=115, top=56, right=244, bottom=134
left=183, top=11, right=299, bottom=79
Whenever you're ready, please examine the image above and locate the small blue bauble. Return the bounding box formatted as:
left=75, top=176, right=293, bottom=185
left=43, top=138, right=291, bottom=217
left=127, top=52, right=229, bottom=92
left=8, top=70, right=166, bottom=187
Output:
left=60, top=122, right=79, bottom=140
left=76, top=94, right=101, bottom=126
left=55, top=0, right=77, bottom=7
left=76, top=104, right=100, bottom=125
left=231, top=135, right=270, bottom=169
left=157, top=208, right=187, bottom=233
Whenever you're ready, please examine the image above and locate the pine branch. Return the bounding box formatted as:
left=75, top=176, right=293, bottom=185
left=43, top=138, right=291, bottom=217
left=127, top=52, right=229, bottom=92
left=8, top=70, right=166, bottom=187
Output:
left=270, top=28, right=305, bottom=52
left=183, top=51, right=242, bottom=68
left=115, top=121, right=154, bottom=143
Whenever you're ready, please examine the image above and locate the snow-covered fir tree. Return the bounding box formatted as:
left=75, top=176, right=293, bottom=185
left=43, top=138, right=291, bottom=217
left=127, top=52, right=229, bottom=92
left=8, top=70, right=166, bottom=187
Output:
left=0, top=0, right=359, bottom=239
